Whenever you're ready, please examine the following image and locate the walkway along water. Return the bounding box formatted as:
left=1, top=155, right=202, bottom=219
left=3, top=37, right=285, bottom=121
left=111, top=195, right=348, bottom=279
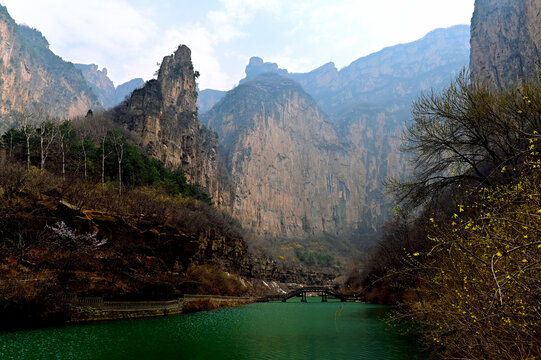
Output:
left=64, top=294, right=256, bottom=323
left=63, top=286, right=359, bottom=322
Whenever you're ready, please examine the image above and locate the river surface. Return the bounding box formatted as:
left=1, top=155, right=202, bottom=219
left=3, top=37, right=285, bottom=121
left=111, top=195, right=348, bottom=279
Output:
left=0, top=298, right=425, bottom=360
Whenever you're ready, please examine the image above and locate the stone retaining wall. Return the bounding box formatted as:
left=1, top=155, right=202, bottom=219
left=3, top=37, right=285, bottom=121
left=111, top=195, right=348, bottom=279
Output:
left=65, top=294, right=255, bottom=323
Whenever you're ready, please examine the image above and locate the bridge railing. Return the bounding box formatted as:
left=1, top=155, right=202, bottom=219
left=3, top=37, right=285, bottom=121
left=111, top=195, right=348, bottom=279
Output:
left=259, top=286, right=349, bottom=302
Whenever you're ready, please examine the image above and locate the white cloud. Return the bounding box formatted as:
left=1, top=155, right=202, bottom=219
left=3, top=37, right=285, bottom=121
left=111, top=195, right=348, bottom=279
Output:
left=2, top=0, right=157, bottom=84
left=0, top=0, right=474, bottom=90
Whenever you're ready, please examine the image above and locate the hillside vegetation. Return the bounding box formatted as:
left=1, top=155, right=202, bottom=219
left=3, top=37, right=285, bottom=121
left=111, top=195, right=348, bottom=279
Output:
left=0, top=112, right=249, bottom=329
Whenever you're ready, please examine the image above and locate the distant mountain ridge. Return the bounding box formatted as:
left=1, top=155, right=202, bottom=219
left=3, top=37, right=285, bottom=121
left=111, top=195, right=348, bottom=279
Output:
left=74, top=63, right=144, bottom=109
left=200, top=25, right=470, bottom=239
left=291, top=25, right=470, bottom=117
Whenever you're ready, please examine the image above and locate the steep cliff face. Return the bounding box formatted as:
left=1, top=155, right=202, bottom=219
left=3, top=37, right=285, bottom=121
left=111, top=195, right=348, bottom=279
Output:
left=470, top=0, right=541, bottom=89
left=201, top=26, right=469, bottom=239
left=75, top=63, right=144, bottom=109
left=203, top=74, right=386, bottom=237
left=0, top=5, right=99, bottom=123
left=113, top=45, right=218, bottom=196
left=74, top=64, right=115, bottom=108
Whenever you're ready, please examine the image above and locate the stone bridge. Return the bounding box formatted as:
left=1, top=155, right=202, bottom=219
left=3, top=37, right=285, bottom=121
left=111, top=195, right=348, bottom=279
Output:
left=259, top=286, right=353, bottom=302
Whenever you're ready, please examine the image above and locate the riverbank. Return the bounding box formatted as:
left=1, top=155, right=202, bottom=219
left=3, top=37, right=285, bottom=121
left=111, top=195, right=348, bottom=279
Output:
left=66, top=294, right=256, bottom=324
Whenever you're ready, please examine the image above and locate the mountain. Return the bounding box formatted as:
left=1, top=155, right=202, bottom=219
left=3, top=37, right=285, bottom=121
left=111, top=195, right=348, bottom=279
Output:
left=291, top=25, right=470, bottom=118
left=241, top=56, right=288, bottom=83
left=204, top=73, right=372, bottom=237
left=0, top=5, right=100, bottom=125
left=111, top=45, right=219, bottom=197
left=200, top=25, right=470, bottom=240
left=74, top=63, right=144, bottom=109
left=200, top=26, right=469, bottom=119
left=114, top=78, right=145, bottom=104
left=470, top=0, right=541, bottom=89
left=197, top=89, right=226, bottom=114
left=196, top=57, right=288, bottom=115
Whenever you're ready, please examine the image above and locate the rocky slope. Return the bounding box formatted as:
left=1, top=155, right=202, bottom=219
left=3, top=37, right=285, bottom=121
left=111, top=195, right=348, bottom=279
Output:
left=112, top=45, right=218, bottom=196
left=201, top=26, right=469, bottom=240
left=74, top=63, right=144, bottom=109
left=470, top=0, right=541, bottom=89
left=0, top=5, right=100, bottom=124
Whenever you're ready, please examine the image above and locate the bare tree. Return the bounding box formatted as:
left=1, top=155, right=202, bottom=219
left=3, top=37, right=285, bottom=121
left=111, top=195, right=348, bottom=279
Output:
left=110, top=129, right=125, bottom=196
left=72, top=112, right=94, bottom=178
left=390, top=69, right=541, bottom=207
left=37, top=119, right=57, bottom=172
left=56, top=120, right=75, bottom=181
left=17, top=110, right=35, bottom=170
left=89, top=112, right=114, bottom=189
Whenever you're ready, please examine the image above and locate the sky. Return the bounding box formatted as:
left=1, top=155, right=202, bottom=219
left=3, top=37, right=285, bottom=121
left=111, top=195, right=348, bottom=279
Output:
left=1, top=0, right=474, bottom=91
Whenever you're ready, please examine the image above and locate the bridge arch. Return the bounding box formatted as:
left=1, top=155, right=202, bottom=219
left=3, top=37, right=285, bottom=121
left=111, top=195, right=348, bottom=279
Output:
left=261, top=286, right=348, bottom=302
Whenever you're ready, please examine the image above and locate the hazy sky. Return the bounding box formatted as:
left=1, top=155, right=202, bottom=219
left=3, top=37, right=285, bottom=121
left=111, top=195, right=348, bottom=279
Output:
left=2, top=0, right=474, bottom=90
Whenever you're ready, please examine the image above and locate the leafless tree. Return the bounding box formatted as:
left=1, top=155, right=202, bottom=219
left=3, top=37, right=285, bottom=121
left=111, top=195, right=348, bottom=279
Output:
left=390, top=69, right=541, bottom=207
left=17, top=109, right=35, bottom=170
left=88, top=113, right=114, bottom=189
left=72, top=113, right=94, bottom=178
left=56, top=120, right=75, bottom=181
left=37, top=119, right=57, bottom=172
left=110, top=129, right=125, bottom=196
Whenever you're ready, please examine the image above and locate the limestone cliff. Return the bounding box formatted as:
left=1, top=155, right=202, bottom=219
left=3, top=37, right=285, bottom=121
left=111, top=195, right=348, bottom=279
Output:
left=470, top=0, right=541, bottom=89
left=240, top=56, right=288, bottom=83
left=112, top=45, right=218, bottom=196
left=0, top=5, right=100, bottom=124
left=203, top=74, right=385, bottom=237
left=201, top=26, right=469, bottom=239
left=75, top=63, right=144, bottom=109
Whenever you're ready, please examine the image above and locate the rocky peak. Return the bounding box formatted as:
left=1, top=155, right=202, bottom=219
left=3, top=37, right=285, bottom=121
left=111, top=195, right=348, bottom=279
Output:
left=112, top=45, right=217, bottom=197
left=200, top=26, right=470, bottom=240
left=470, top=0, right=541, bottom=89
left=75, top=63, right=144, bottom=109
left=75, top=63, right=115, bottom=108
left=202, top=73, right=367, bottom=237
left=157, top=45, right=198, bottom=113
left=241, top=56, right=288, bottom=83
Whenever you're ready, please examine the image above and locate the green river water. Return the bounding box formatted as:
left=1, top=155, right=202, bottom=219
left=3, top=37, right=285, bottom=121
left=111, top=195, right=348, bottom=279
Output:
left=0, top=298, right=425, bottom=360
